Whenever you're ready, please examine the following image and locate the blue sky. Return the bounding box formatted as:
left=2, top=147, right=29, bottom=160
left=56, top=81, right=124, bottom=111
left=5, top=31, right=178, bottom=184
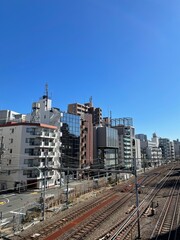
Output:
left=0, top=0, right=180, bottom=140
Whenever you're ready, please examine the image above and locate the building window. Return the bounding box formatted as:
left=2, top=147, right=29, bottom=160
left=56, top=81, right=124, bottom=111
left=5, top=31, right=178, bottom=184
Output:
left=26, top=128, right=36, bottom=135
left=24, top=159, right=29, bottom=164
left=9, top=149, right=12, bottom=153
left=25, top=149, right=34, bottom=155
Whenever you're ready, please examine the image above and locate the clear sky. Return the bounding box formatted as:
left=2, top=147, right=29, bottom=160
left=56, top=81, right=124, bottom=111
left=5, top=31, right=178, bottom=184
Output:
left=0, top=0, right=180, bottom=140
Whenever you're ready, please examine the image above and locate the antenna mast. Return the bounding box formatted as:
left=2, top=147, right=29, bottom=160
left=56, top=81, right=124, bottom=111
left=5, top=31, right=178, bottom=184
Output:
left=45, top=83, right=48, bottom=109
left=110, top=110, right=112, bottom=126
left=89, top=96, right=93, bottom=107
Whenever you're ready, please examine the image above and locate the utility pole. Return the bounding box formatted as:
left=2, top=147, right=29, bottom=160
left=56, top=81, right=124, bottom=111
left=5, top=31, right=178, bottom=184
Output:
left=42, top=150, right=48, bottom=221
left=66, top=167, right=69, bottom=208
left=115, top=149, right=118, bottom=184
left=133, top=158, right=141, bottom=239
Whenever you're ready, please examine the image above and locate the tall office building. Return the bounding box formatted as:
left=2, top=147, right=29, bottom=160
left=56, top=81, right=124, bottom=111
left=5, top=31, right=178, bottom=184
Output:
left=111, top=118, right=136, bottom=169
left=80, top=113, right=93, bottom=167
left=67, top=100, right=102, bottom=126
left=159, top=138, right=175, bottom=161
left=135, top=134, right=147, bottom=142
left=60, top=112, right=81, bottom=178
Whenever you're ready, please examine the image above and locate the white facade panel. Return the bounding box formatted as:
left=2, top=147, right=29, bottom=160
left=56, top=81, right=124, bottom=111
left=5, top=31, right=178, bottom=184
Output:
left=0, top=123, right=60, bottom=191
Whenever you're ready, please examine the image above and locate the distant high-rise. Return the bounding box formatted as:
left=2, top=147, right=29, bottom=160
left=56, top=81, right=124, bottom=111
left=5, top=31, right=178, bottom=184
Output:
left=67, top=100, right=102, bottom=126
left=135, top=134, right=147, bottom=142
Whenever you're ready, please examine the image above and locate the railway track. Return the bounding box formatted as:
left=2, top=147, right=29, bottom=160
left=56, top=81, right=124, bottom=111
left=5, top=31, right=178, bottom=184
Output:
left=96, top=167, right=178, bottom=240
left=16, top=190, right=116, bottom=240
left=12, top=164, right=178, bottom=240
left=58, top=193, right=132, bottom=240
left=43, top=171, right=164, bottom=240
left=150, top=171, right=180, bottom=240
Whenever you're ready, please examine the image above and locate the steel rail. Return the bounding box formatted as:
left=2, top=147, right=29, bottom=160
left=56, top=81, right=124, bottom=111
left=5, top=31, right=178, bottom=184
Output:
left=60, top=193, right=133, bottom=240
left=100, top=168, right=175, bottom=240
left=168, top=180, right=180, bottom=240
left=150, top=176, right=180, bottom=240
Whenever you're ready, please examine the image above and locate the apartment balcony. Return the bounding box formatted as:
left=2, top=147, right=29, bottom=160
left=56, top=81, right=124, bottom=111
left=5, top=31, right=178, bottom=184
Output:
left=27, top=163, right=40, bottom=168
left=123, top=136, right=131, bottom=140
left=124, top=155, right=132, bottom=159
left=27, top=173, right=39, bottom=179
left=28, top=141, right=41, bottom=146
left=26, top=151, right=55, bottom=158
left=124, top=146, right=131, bottom=150
left=124, top=143, right=131, bottom=147
left=31, top=141, right=56, bottom=149
left=43, top=142, right=55, bottom=147
left=34, top=131, right=56, bottom=138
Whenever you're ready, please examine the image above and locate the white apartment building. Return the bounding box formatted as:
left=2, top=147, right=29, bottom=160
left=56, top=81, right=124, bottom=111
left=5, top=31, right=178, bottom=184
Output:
left=159, top=137, right=175, bottom=161
left=26, top=95, right=61, bottom=127
left=135, top=138, right=142, bottom=169
left=136, top=133, right=162, bottom=166
left=0, top=110, right=26, bottom=124
left=0, top=122, right=60, bottom=191
left=105, top=118, right=142, bottom=171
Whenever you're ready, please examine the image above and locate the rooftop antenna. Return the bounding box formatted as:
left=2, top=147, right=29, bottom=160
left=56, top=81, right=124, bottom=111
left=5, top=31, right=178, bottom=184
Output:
left=110, top=110, right=112, bottom=126
left=89, top=96, right=92, bottom=107
left=45, top=83, right=48, bottom=109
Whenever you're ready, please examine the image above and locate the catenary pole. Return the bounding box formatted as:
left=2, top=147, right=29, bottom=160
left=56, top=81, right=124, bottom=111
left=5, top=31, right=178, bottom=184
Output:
left=133, top=158, right=141, bottom=239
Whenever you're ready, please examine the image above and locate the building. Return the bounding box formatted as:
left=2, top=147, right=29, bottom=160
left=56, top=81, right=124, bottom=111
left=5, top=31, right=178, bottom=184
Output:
left=173, top=139, right=180, bottom=159
left=159, top=138, right=175, bottom=161
left=26, top=93, right=61, bottom=128
left=170, top=141, right=175, bottom=160
left=0, top=122, right=60, bottom=191
left=111, top=118, right=136, bottom=169
left=80, top=113, right=93, bottom=167
left=136, top=133, right=162, bottom=167
left=135, top=134, right=147, bottom=142
left=60, top=112, right=81, bottom=178
left=93, top=126, right=119, bottom=170
left=135, top=138, right=142, bottom=169
left=0, top=110, right=26, bottom=124
left=67, top=100, right=102, bottom=126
